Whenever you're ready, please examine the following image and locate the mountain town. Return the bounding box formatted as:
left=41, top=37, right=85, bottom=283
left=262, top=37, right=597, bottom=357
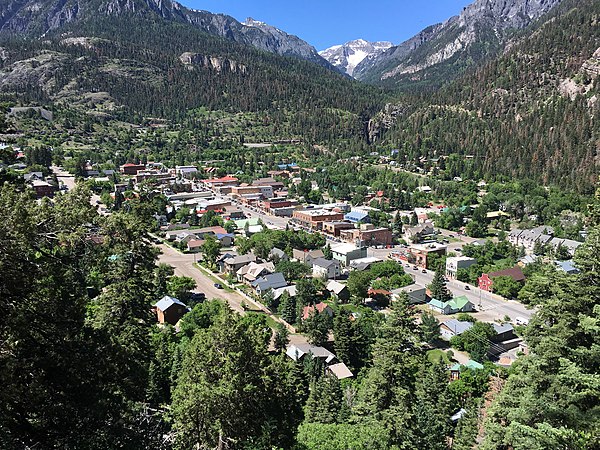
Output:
left=0, top=0, right=598, bottom=449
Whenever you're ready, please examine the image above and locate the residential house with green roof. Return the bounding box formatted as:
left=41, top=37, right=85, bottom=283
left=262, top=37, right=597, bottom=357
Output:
left=427, top=295, right=474, bottom=315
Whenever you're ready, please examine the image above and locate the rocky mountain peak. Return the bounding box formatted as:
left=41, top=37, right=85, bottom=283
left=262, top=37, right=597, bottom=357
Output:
left=355, top=0, right=564, bottom=84
left=319, top=39, right=393, bottom=77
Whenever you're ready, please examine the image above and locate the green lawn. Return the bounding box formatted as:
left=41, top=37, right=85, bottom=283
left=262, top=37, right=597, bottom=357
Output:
left=427, top=349, right=451, bottom=365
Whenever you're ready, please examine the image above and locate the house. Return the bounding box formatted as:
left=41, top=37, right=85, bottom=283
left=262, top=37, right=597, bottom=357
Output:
left=367, top=288, right=392, bottom=304
left=349, top=256, right=382, bottom=272
left=331, top=243, right=368, bottom=267
left=251, top=272, right=287, bottom=295
left=549, top=237, right=582, bottom=256
left=404, top=222, right=435, bottom=243
left=344, top=210, right=370, bottom=223
left=554, top=260, right=580, bottom=275
left=491, top=323, right=516, bottom=343
left=292, top=249, right=325, bottom=265
left=30, top=179, right=57, bottom=198
left=269, top=247, right=289, bottom=262
left=302, top=302, right=334, bottom=320
left=508, top=226, right=554, bottom=254
left=440, top=319, right=473, bottom=340
left=392, top=283, right=427, bottom=304
left=286, top=344, right=336, bottom=364
left=237, top=261, right=275, bottom=283
left=223, top=253, right=257, bottom=276
left=326, top=280, right=350, bottom=302
left=154, top=296, right=188, bottom=325
left=485, top=211, right=510, bottom=221
left=202, top=175, right=239, bottom=189
left=450, top=360, right=484, bottom=380
left=272, top=285, right=298, bottom=301
left=446, top=256, right=477, bottom=279
left=428, top=295, right=474, bottom=315
left=478, top=266, right=525, bottom=292
left=326, top=363, right=354, bottom=380
left=311, top=258, right=341, bottom=280
left=186, top=239, right=205, bottom=253
left=175, top=165, right=198, bottom=177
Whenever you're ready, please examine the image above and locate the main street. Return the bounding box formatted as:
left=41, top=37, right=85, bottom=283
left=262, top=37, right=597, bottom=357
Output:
left=235, top=199, right=535, bottom=322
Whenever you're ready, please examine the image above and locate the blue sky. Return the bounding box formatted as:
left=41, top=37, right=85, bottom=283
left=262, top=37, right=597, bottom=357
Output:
left=182, top=0, right=472, bottom=50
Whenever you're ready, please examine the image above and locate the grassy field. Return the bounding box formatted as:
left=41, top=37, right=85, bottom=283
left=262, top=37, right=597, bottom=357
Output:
left=427, top=348, right=451, bottom=364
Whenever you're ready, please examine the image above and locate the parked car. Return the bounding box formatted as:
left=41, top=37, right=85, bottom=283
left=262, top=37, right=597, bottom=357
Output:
left=465, top=285, right=471, bottom=290
left=214, top=283, right=223, bottom=289
left=413, top=266, right=418, bottom=270
left=422, top=269, right=427, bottom=273
left=190, top=292, right=206, bottom=302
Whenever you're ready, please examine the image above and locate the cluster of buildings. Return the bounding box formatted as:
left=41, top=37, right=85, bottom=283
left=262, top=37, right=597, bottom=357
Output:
left=508, top=226, right=581, bottom=256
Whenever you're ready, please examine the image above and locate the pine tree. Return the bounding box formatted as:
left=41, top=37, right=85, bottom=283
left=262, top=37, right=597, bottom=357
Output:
left=273, top=323, right=290, bottom=352
left=279, top=291, right=297, bottom=324
left=429, top=270, right=453, bottom=302
left=304, top=375, right=343, bottom=424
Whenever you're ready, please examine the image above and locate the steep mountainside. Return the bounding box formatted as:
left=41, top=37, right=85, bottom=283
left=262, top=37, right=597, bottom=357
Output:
left=0, top=0, right=331, bottom=67
left=0, top=8, right=385, bottom=144
left=319, top=39, right=392, bottom=77
left=380, top=0, right=599, bottom=192
left=355, top=0, right=563, bottom=88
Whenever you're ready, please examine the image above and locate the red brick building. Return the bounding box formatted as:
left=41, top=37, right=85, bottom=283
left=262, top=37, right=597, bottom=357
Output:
left=120, top=163, right=146, bottom=175
left=478, top=266, right=526, bottom=292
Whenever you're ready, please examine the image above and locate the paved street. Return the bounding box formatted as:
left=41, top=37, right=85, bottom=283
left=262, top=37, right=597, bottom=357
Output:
left=157, top=244, right=247, bottom=314
left=403, top=263, right=534, bottom=322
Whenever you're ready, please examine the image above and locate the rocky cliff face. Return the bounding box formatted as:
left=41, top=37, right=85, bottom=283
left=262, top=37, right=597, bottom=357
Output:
left=319, top=39, right=392, bottom=77
left=356, top=0, right=564, bottom=84
left=179, top=52, right=247, bottom=74
left=0, top=0, right=330, bottom=67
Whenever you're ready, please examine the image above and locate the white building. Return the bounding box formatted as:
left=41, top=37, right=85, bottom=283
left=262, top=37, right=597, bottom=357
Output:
left=331, top=243, right=368, bottom=267
left=446, top=256, right=477, bottom=279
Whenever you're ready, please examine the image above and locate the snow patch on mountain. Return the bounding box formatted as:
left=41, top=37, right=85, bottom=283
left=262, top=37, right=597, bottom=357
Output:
left=319, top=39, right=393, bottom=77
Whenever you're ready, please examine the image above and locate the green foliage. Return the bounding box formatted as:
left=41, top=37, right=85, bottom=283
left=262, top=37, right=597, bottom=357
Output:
left=276, top=259, right=311, bottom=282
left=304, top=375, right=343, bottom=424
left=171, top=307, right=302, bottom=449
left=482, top=225, right=600, bottom=449
left=428, top=269, right=453, bottom=302
left=200, top=235, right=221, bottom=268
left=450, top=322, right=496, bottom=361
left=279, top=291, right=297, bottom=325
left=420, top=311, right=440, bottom=344
left=167, top=275, right=196, bottom=302
left=273, top=323, right=290, bottom=352
left=297, top=422, right=392, bottom=450
left=490, top=275, right=522, bottom=299
left=303, top=310, right=333, bottom=347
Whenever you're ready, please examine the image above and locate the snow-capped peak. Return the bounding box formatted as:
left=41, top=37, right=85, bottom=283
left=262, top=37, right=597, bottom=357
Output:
left=319, top=39, right=393, bottom=77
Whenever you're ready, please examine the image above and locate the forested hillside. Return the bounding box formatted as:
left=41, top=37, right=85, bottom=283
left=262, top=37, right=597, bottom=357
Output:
left=0, top=15, right=385, bottom=141
left=381, top=0, right=600, bottom=192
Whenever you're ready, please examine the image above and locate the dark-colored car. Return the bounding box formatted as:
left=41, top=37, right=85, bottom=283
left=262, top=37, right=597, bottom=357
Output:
left=190, top=292, right=206, bottom=302
left=465, top=285, right=471, bottom=290
left=422, top=269, right=428, bottom=273
left=413, top=266, right=418, bottom=270
left=214, top=283, right=223, bottom=289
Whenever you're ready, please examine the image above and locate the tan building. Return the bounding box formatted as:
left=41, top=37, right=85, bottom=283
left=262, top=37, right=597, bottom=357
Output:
left=292, top=209, right=345, bottom=230
left=322, top=221, right=355, bottom=237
